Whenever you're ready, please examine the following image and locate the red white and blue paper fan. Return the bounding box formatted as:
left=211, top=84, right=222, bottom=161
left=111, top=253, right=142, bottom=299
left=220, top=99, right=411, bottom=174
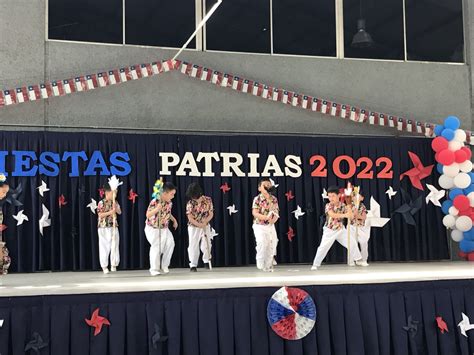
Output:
left=267, top=286, right=316, bottom=340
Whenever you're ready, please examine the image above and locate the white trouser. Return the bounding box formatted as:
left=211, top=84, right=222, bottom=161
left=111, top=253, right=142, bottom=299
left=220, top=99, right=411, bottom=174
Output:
left=145, top=225, right=175, bottom=272
left=253, top=224, right=277, bottom=270
left=98, top=227, right=120, bottom=268
left=187, top=225, right=213, bottom=267
left=349, top=225, right=371, bottom=262
left=312, top=227, right=362, bottom=267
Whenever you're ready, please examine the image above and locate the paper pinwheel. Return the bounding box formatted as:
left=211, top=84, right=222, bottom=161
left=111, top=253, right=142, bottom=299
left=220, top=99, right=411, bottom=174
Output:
left=425, top=184, right=445, bottom=207
left=400, top=151, right=434, bottom=191
left=393, top=189, right=423, bottom=226
left=85, top=308, right=111, bottom=336
left=365, top=197, right=390, bottom=227
left=292, top=205, right=305, bottom=220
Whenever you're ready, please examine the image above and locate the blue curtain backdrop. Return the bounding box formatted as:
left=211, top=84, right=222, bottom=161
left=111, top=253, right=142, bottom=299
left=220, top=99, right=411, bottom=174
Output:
left=0, top=131, right=448, bottom=272
left=0, top=279, right=473, bottom=354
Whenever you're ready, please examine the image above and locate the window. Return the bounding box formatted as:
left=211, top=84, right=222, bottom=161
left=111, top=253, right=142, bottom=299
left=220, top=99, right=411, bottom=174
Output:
left=343, top=0, right=404, bottom=60
left=405, top=0, right=464, bottom=63
left=126, top=0, right=196, bottom=48
left=205, top=0, right=271, bottom=53
left=48, top=0, right=123, bottom=44
left=273, top=0, right=336, bottom=56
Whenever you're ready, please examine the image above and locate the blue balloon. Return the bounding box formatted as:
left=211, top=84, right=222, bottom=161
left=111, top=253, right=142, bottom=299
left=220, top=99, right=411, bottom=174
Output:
left=441, top=128, right=455, bottom=141
left=449, top=188, right=464, bottom=200
left=464, top=184, right=474, bottom=195
left=463, top=229, right=474, bottom=242
left=434, top=125, right=445, bottom=137
left=436, top=164, right=444, bottom=174
left=460, top=239, right=474, bottom=253
left=444, top=116, right=461, bottom=130
left=468, top=172, right=474, bottom=181
left=441, top=199, right=453, bottom=214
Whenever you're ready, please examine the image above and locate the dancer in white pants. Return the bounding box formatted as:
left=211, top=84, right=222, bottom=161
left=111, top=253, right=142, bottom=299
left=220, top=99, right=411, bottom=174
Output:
left=311, top=186, right=362, bottom=270
left=185, top=183, right=215, bottom=271
left=145, top=182, right=178, bottom=276
left=349, top=192, right=370, bottom=266
left=252, top=178, right=279, bottom=272
left=97, top=183, right=121, bottom=274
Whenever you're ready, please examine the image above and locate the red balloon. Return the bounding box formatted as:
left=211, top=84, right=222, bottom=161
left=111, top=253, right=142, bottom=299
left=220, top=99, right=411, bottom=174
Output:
left=431, top=137, right=449, bottom=152
left=455, top=149, right=468, bottom=163
left=461, top=147, right=472, bottom=160
left=436, top=149, right=455, bottom=165
left=453, top=195, right=470, bottom=212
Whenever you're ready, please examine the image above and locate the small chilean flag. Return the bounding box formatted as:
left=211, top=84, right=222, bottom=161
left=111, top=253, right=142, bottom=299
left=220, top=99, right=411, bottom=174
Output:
left=221, top=73, right=229, bottom=87
left=359, top=109, right=368, bottom=122
left=262, top=85, right=269, bottom=99
left=97, top=73, right=107, bottom=87
left=75, top=77, right=86, bottom=92
left=242, top=79, right=249, bottom=93
left=281, top=91, right=289, bottom=104
left=389, top=116, right=396, bottom=127
left=40, top=84, right=51, bottom=98
left=180, top=62, right=191, bottom=75
left=201, top=68, right=211, bottom=81
left=416, top=121, right=423, bottom=133
left=272, top=89, right=280, bottom=101
left=291, top=94, right=299, bottom=107
left=86, top=75, right=96, bottom=90
left=162, top=60, right=172, bottom=72
left=302, top=95, right=309, bottom=109
left=397, top=117, right=406, bottom=131
left=190, top=64, right=199, bottom=78
left=406, top=119, right=413, bottom=132
left=232, top=76, right=241, bottom=90
left=108, top=70, right=117, bottom=85
left=340, top=104, right=348, bottom=118
left=211, top=71, right=220, bottom=84
left=119, top=68, right=128, bottom=83
left=311, top=98, right=319, bottom=111
left=350, top=107, right=358, bottom=121
left=378, top=114, right=385, bottom=126
left=51, top=81, right=62, bottom=96
left=15, top=88, right=27, bottom=103
left=63, top=79, right=75, bottom=94
left=321, top=100, right=328, bottom=114
left=330, top=103, right=338, bottom=116
left=28, top=85, right=41, bottom=101
left=151, top=62, right=161, bottom=75
left=252, top=82, right=262, bottom=96
left=368, top=112, right=376, bottom=125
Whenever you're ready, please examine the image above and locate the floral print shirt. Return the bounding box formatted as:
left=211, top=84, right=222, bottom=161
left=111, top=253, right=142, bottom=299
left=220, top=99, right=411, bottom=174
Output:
left=146, top=198, right=172, bottom=229
left=186, top=196, right=214, bottom=225
left=324, top=202, right=346, bottom=231
left=97, top=199, right=120, bottom=228
left=0, top=211, right=10, bottom=275
left=252, top=193, right=279, bottom=225
left=350, top=202, right=367, bottom=227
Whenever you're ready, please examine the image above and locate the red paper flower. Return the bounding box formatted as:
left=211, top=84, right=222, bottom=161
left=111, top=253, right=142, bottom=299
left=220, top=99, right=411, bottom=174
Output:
left=98, top=188, right=105, bottom=198
left=285, top=190, right=295, bottom=201
left=286, top=227, right=295, bottom=241
left=400, top=151, right=434, bottom=191
left=128, top=189, right=138, bottom=204
left=85, top=308, right=111, bottom=336
left=58, top=194, right=67, bottom=208
left=220, top=182, right=231, bottom=194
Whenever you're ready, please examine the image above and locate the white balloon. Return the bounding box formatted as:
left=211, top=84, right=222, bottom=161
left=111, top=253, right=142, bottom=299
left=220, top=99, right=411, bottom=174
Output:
left=469, top=191, right=474, bottom=207
left=448, top=140, right=463, bottom=151
left=443, top=163, right=460, bottom=178
left=443, top=215, right=456, bottom=228
left=439, top=174, right=455, bottom=189
left=454, top=173, right=471, bottom=189
left=454, top=129, right=467, bottom=143
left=449, top=206, right=459, bottom=216
left=451, top=229, right=464, bottom=242
left=456, top=216, right=473, bottom=232
left=459, top=160, right=473, bottom=173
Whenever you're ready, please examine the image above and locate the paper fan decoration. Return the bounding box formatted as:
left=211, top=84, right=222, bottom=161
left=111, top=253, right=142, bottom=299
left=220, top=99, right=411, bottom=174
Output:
left=267, top=286, right=316, bottom=340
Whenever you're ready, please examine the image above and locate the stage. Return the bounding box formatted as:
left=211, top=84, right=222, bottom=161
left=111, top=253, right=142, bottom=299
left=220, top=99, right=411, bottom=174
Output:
left=1, top=261, right=473, bottom=296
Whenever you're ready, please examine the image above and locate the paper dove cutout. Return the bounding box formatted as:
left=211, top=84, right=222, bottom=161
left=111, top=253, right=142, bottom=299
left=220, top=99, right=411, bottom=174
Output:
left=393, top=189, right=423, bottom=226
left=292, top=205, right=305, bottom=220
left=87, top=198, right=98, bottom=214
left=458, top=313, right=474, bottom=337
left=365, top=197, right=390, bottom=227
left=37, top=180, right=50, bottom=197
left=425, top=184, right=445, bottom=207
left=270, top=179, right=279, bottom=188
left=39, top=204, right=51, bottom=236
left=385, top=186, right=397, bottom=200
left=151, top=323, right=168, bottom=349
left=227, top=204, right=238, bottom=215
left=400, top=151, right=434, bottom=191
left=24, top=332, right=48, bottom=353
left=321, top=188, right=328, bottom=200
left=13, top=210, right=28, bottom=225
left=107, top=175, right=123, bottom=191
left=436, top=316, right=449, bottom=334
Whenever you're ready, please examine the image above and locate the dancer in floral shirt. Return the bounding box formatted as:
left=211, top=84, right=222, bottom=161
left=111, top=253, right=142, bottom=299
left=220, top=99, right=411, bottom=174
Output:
left=349, top=191, right=369, bottom=266
left=0, top=175, right=10, bottom=276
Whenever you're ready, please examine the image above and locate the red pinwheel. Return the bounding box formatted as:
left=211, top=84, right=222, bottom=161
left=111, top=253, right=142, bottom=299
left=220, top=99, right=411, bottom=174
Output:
left=286, top=227, right=295, bottom=241
left=436, top=316, right=449, bottom=334
left=220, top=182, right=231, bottom=194
left=58, top=194, right=67, bottom=208
left=128, top=189, right=138, bottom=204
left=98, top=188, right=105, bottom=198
left=285, top=190, right=295, bottom=201
left=400, top=151, right=434, bottom=191
left=85, top=308, right=111, bottom=336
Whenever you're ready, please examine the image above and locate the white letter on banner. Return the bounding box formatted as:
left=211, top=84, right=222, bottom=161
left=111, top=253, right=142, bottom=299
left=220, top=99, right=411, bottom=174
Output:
left=176, top=152, right=201, bottom=176
left=221, top=153, right=245, bottom=177
left=197, top=152, right=220, bottom=177
left=261, top=155, right=284, bottom=177
left=159, top=152, right=180, bottom=175
left=285, top=155, right=302, bottom=177
left=247, top=153, right=260, bottom=177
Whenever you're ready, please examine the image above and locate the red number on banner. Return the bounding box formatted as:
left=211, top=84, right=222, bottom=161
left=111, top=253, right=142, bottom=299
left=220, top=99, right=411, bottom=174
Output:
left=376, top=157, right=394, bottom=178
left=310, top=155, right=328, bottom=177
left=333, top=155, right=357, bottom=179
left=356, top=157, right=374, bottom=179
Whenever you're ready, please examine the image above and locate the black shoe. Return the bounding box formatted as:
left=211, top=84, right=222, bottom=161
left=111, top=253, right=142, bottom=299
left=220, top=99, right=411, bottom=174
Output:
left=204, top=263, right=210, bottom=270
left=190, top=267, right=197, bottom=272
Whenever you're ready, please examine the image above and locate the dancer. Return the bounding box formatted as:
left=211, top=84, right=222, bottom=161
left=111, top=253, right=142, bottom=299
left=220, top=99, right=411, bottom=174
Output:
left=97, top=182, right=121, bottom=274
left=349, top=191, right=370, bottom=266
left=145, top=181, right=178, bottom=276
left=311, top=186, right=363, bottom=270
left=252, top=177, right=279, bottom=272
left=185, top=182, right=215, bottom=272
left=0, top=175, right=10, bottom=276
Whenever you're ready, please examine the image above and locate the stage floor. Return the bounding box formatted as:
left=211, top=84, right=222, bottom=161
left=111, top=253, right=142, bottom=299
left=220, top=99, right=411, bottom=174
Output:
left=0, top=261, right=473, bottom=297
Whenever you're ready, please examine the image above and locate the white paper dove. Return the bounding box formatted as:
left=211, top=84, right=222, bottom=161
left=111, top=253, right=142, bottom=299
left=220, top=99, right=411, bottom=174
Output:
left=365, top=197, right=390, bottom=227
left=87, top=198, right=98, bottom=214
left=458, top=313, right=474, bottom=337
left=13, top=210, right=29, bottom=226
left=321, top=188, right=328, bottom=200
left=292, top=205, right=305, bottom=220
left=36, top=180, right=50, bottom=197
left=425, top=184, right=445, bottom=207
left=227, top=204, right=238, bottom=215
left=107, top=175, right=123, bottom=191
left=270, top=178, right=279, bottom=188
left=38, top=204, right=51, bottom=236
left=385, top=186, right=397, bottom=200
